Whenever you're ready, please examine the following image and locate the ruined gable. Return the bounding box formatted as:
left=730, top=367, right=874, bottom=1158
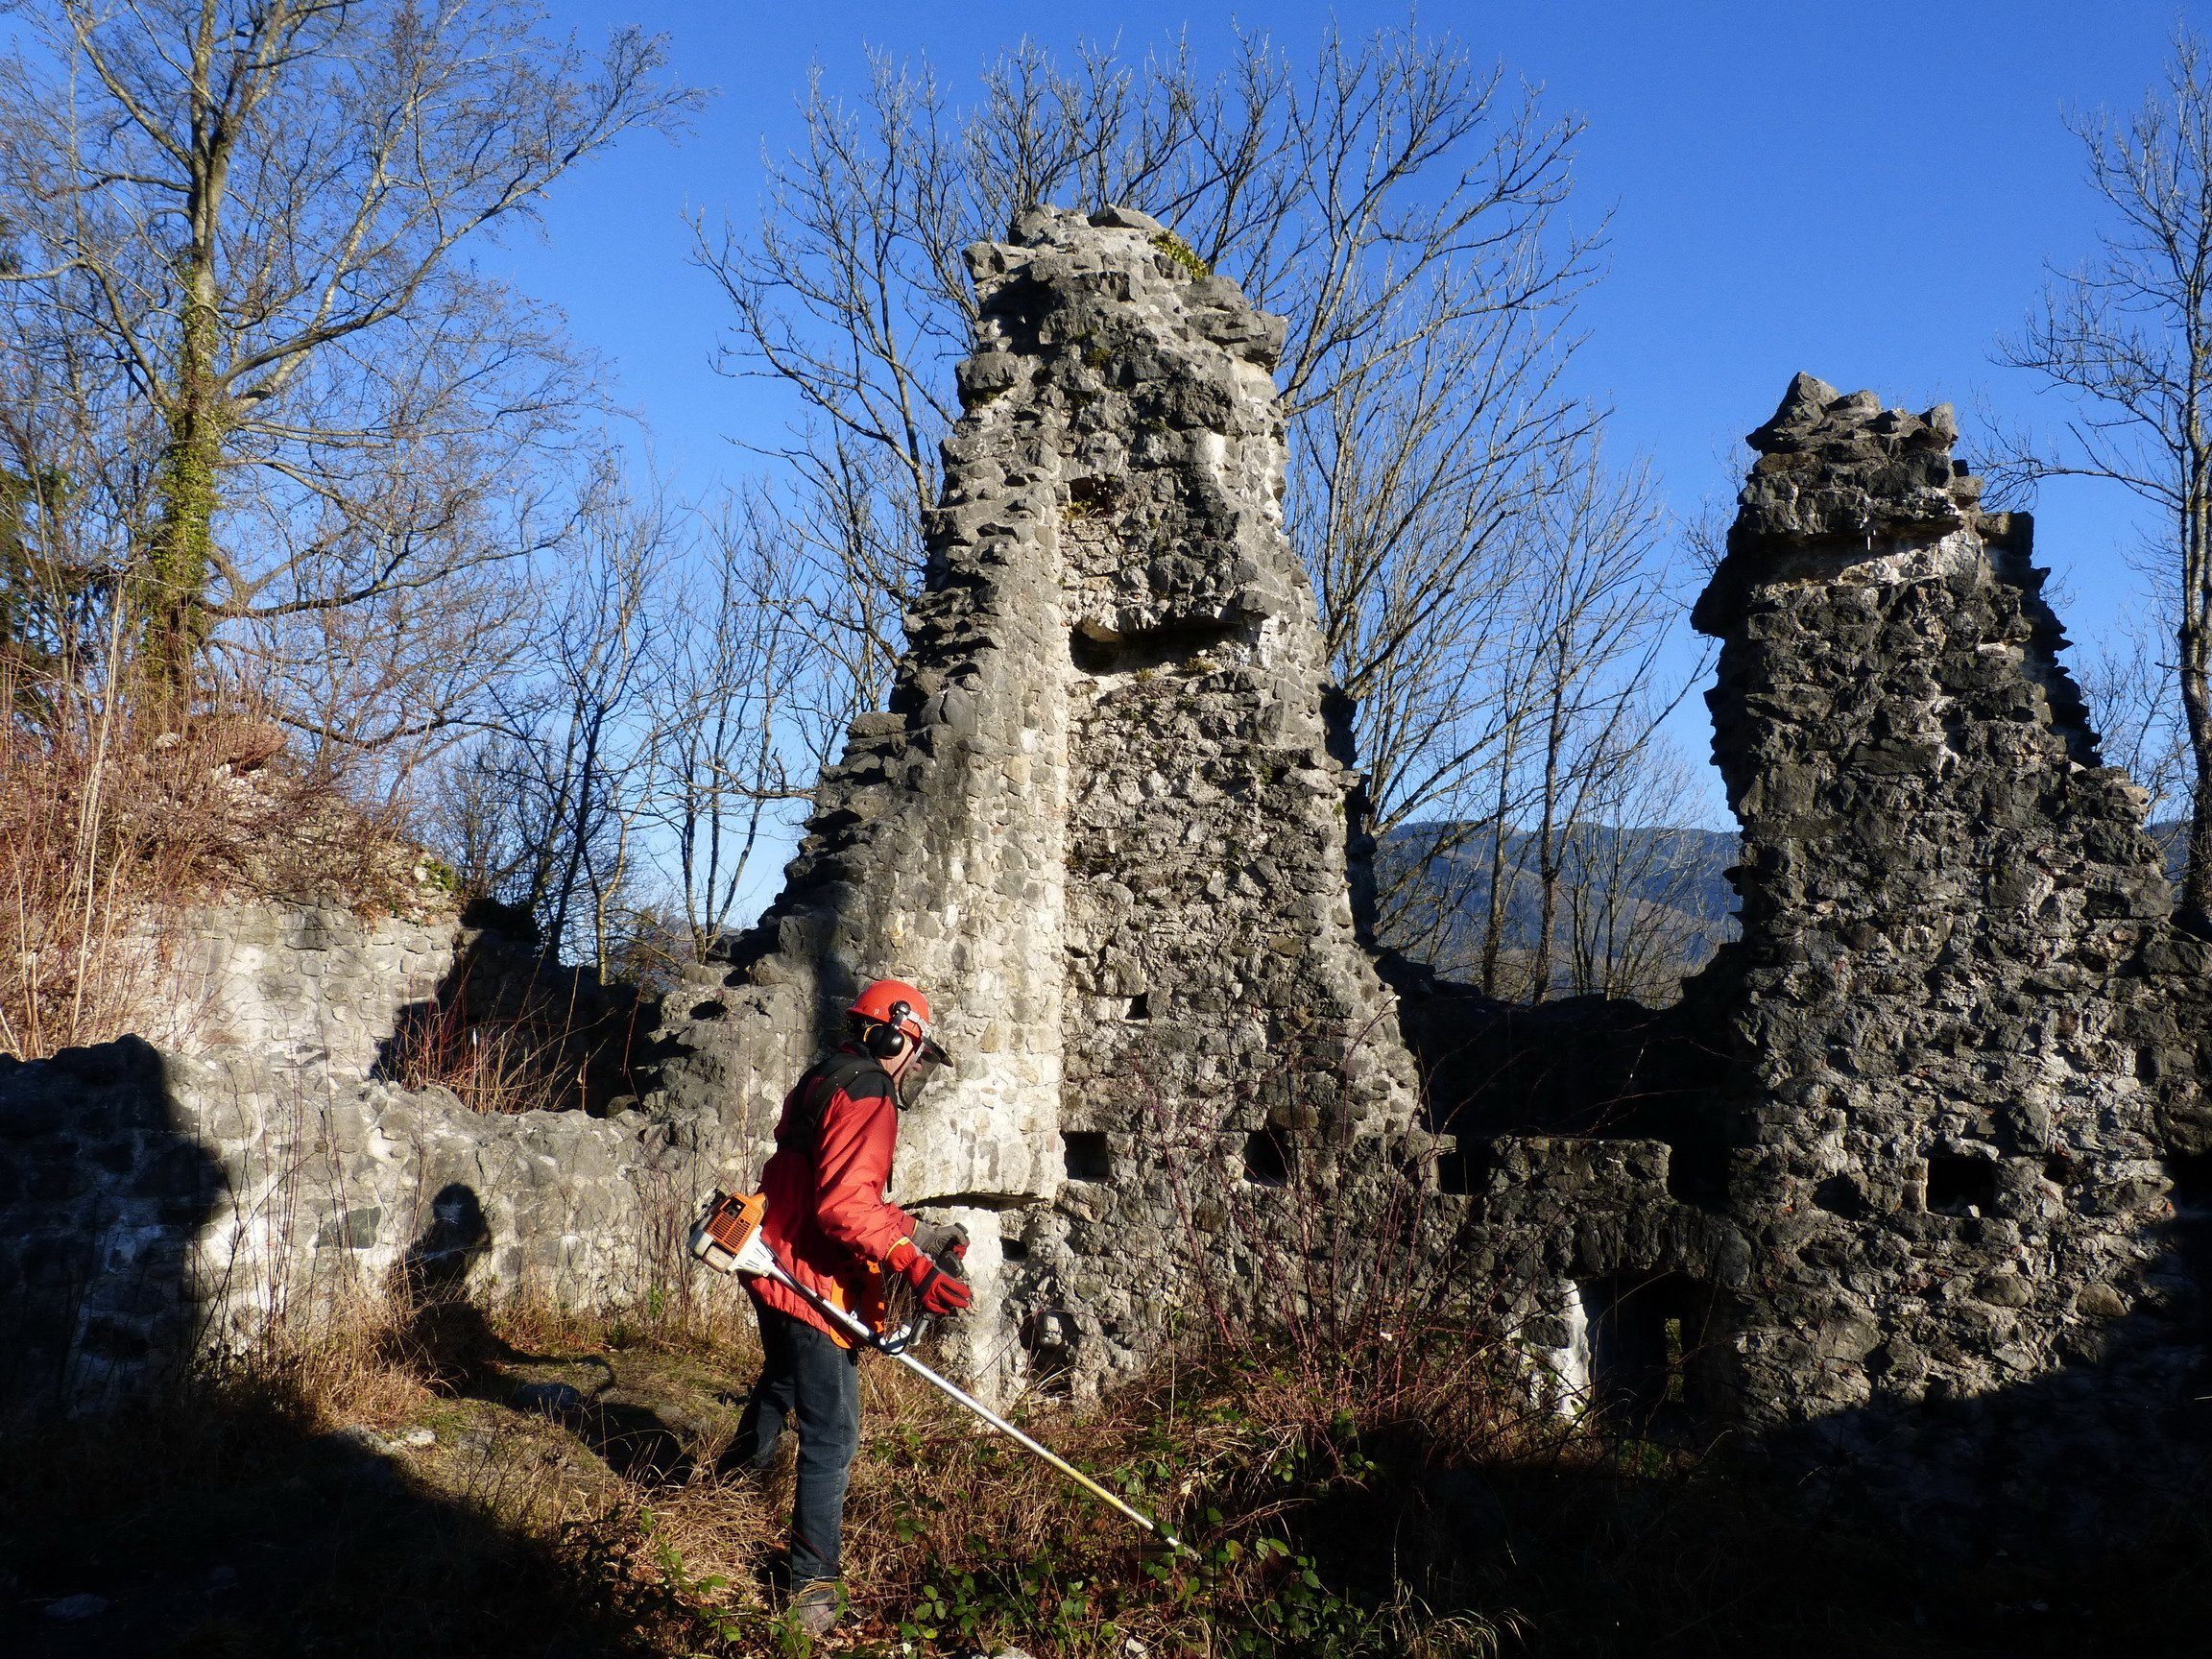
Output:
left=653, top=205, right=1426, bottom=1392
left=1696, top=373, right=2189, bottom=1422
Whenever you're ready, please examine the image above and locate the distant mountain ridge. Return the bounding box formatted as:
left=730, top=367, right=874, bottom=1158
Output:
left=1376, top=823, right=1742, bottom=992
left=1382, top=818, right=2191, bottom=995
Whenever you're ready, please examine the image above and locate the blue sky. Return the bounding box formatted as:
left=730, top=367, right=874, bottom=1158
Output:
left=494, top=1, right=2201, bottom=834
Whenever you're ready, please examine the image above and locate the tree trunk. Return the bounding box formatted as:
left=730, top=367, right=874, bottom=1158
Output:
left=141, top=309, right=223, bottom=704
left=2182, top=535, right=2212, bottom=933
left=1531, top=677, right=1566, bottom=1003
left=1478, top=776, right=1513, bottom=997
left=137, top=10, right=229, bottom=710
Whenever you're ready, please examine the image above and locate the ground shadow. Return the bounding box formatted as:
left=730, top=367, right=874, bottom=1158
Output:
left=1252, top=1193, right=2210, bottom=1657
left=0, top=1048, right=655, bottom=1655
left=383, top=1182, right=700, bottom=1484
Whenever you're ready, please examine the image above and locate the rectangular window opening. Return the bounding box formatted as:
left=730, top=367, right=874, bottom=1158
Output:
left=1243, top=1128, right=1291, bottom=1188
left=1927, top=1152, right=2000, bottom=1215
left=1063, top=1131, right=1112, bottom=1183
left=1436, top=1136, right=1492, bottom=1196
left=1579, top=1273, right=1724, bottom=1429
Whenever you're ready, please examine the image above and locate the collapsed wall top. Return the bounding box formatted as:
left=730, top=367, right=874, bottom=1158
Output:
left=1735, top=371, right=1974, bottom=543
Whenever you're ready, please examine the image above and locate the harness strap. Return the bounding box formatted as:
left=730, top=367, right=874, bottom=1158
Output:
left=781, top=1047, right=892, bottom=1153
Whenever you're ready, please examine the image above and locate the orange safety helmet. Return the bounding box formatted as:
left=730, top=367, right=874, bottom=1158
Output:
left=847, top=978, right=950, bottom=1065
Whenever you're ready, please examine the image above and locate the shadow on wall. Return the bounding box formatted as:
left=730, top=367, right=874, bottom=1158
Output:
left=0, top=1056, right=639, bottom=1653
left=0, top=1038, right=225, bottom=1422
left=1552, top=1166, right=2212, bottom=1561
left=381, top=1182, right=519, bottom=1390
left=1386, top=967, right=1737, bottom=1206
left=1391, top=966, right=2212, bottom=1554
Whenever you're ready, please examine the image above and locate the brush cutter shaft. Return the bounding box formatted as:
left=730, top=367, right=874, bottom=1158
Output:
left=758, top=1253, right=1186, bottom=1553
left=880, top=1341, right=1182, bottom=1551
left=690, top=1189, right=1186, bottom=1552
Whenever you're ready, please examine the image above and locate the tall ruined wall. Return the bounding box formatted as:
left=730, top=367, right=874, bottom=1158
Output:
left=11, top=262, right=2207, bottom=1530
left=1695, top=376, right=2194, bottom=1416
left=654, top=206, right=1424, bottom=1390
left=1421, top=376, right=2210, bottom=1526
left=998, top=207, right=1423, bottom=1389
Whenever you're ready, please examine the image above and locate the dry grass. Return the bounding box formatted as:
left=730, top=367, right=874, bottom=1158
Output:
left=8, top=1286, right=2212, bottom=1658
left=0, top=662, right=428, bottom=1061
left=8, top=1259, right=2211, bottom=1658
left=378, top=986, right=597, bottom=1115
left=375, top=950, right=649, bottom=1118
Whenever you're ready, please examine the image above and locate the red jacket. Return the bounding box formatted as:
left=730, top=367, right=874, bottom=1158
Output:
left=752, top=1044, right=917, bottom=1346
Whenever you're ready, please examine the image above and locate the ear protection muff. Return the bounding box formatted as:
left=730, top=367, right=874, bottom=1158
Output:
left=865, top=1004, right=912, bottom=1062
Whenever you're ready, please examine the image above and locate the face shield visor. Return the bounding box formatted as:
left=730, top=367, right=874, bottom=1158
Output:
left=897, top=1033, right=950, bottom=1109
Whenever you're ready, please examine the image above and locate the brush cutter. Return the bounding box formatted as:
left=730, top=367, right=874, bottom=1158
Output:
left=688, top=1190, right=1188, bottom=1554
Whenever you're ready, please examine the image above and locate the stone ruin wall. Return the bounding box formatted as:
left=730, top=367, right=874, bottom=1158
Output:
left=1685, top=375, right=2208, bottom=1511
left=1697, top=376, right=2183, bottom=1422
left=0, top=904, right=689, bottom=1414
left=651, top=205, right=1428, bottom=1391
left=4, top=208, right=2207, bottom=1518
left=1430, top=373, right=2210, bottom=1523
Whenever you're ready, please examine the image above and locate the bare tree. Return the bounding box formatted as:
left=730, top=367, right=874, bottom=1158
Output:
left=1520, top=447, right=1680, bottom=1000
left=1381, top=441, right=1699, bottom=998
left=696, top=19, right=1606, bottom=928
left=1298, top=279, right=1588, bottom=947
left=1997, top=26, right=2212, bottom=926
left=641, top=487, right=815, bottom=961
left=2077, top=604, right=2192, bottom=872
left=429, top=474, right=669, bottom=975
left=0, top=0, right=700, bottom=726
left=1562, top=745, right=1730, bottom=1004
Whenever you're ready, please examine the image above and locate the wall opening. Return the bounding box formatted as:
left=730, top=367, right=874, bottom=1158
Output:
left=1019, top=1310, right=1076, bottom=1398
left=1813, top=1173, right=1867, bottom=1218
left=1663, top=1140, right=1733, bottom=1211
left=1242, top=1128, right=1292, bottom=1188
left=1063, top=1132, right=1112, bottom=1183
left=1927, top=1153, right=1999, bottom=1215
left=1070, top=617, right=1245, bottom=678
left=1578, top=1273, right=1727, bottom=1430
left=2166, top=1151, right=2212, bottom=1213
left=1436, top=1134, right=1492, bottom=1196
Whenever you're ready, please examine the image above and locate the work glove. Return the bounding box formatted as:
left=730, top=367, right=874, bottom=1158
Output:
left=888, top=1237, right=973, bottom=1316
left=911, top=1219, right=969, bottom=1271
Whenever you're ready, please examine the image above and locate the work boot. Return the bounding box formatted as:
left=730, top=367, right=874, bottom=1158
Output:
left=787, top=1578, right=843, bottom=1639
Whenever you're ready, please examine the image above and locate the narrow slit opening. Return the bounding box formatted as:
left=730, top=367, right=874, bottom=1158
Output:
left=1243, top=1128, right=1291, bottom=1188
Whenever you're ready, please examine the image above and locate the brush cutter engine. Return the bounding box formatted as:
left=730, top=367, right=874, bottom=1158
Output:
left=687, top=1190, right=776, bottom=1278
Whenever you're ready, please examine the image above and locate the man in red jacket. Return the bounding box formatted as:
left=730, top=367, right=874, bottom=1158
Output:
left=722, top=978, right=972, bottom=1637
